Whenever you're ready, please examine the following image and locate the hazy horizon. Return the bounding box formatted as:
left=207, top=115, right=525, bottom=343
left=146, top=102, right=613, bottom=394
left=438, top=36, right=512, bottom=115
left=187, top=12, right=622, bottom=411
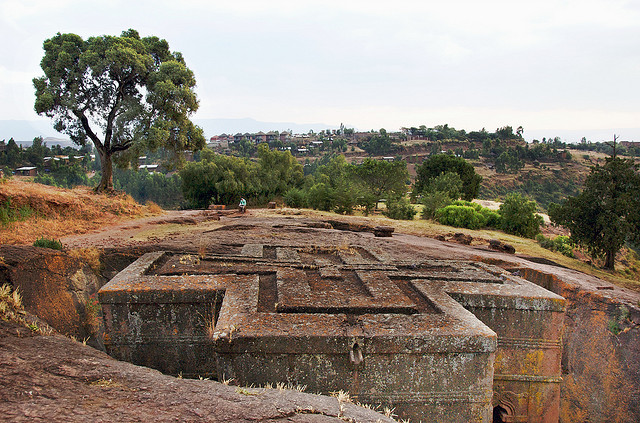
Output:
left=1, top=1, right=639, bottom=140
left=1, top=118, right=636, bottom=146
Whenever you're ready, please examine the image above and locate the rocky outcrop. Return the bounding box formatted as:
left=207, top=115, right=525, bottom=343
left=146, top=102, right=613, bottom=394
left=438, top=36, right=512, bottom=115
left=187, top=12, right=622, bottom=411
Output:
left=0, top=319, right=393, bottom=423
left=512, top=268, right=640, bottom=422
left=0, top=246, right=147, bottom=347
left=0, top=246, right=102, bottom=341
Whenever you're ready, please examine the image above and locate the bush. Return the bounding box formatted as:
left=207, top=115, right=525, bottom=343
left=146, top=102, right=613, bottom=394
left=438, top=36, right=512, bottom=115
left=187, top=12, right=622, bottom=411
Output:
left=499, top=193, right=544, bottom=238
left=435, top=205, right=487, bottom=229
left=536, top=234, right=574, bottom=257
left=283, top=188, right=307, bottom=208
left=333, top=187, right=356, bottom=215
left=356, top=191, right=378, bottom=216
left=480, top=208, right=502, bottom=228
left=383, top=197, right=417, bottom=220
left=34, top=164, right=90, bottom=189
left=307, top=182, right=334, bottom=211
left=421, top=191, right=453, bottom=219
left=451, top=200, right=501, bottom=228
left=33, top=237, right=63, bottom=250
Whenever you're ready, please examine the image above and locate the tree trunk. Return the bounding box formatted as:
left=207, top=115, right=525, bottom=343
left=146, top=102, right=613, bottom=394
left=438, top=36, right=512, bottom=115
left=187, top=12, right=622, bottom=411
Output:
left=95, top=149, right=114, bottom=193
left=604, top=249, right=616, bottom=270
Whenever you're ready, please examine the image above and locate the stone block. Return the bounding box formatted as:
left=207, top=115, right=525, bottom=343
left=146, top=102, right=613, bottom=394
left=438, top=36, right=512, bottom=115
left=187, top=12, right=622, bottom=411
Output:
left=99, top=245, right=565, bottom=422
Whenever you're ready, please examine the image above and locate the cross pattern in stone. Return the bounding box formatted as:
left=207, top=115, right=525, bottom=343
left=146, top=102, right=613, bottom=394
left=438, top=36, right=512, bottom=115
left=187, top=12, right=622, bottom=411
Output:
left=149, top=244, right=505, bottom=318
left=99, top=242, right=565, bottom=422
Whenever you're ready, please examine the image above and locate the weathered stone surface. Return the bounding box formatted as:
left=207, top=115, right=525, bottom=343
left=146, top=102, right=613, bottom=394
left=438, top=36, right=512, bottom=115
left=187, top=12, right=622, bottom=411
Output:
left=100, top=244, right=566, bottom=422
left=511, top=267, right=640, bottom=422
left=0, top=245, right=101, bottom=340
left=489, top=239, right=516, bottom=254
left=55, top=211, right=640, bottom=422
left=0, top=319, right=393, bottom=423
left=373, top=226, right=394, bottom=237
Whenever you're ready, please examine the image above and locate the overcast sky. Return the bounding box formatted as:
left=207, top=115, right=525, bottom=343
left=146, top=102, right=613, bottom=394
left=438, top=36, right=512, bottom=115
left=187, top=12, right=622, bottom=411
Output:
left=1, top=0, right=639, bottom=141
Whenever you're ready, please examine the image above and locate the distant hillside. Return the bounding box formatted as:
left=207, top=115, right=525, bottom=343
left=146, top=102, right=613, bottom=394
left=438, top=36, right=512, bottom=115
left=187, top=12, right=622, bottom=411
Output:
left=193, top=118, right=342, bottom=137
left=0, top=118, right=343, bottom=146
left=0, top=120, right=68, bottom=143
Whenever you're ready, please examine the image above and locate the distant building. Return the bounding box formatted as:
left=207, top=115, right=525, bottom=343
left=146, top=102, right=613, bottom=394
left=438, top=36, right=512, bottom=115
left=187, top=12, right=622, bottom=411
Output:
left=266, top=131, right=278, bottom=143
left=279, top=131, right=291, bottom=143
left=254, top=132, right=267, bottom=144
left=15, top=166, right=37, bottom=176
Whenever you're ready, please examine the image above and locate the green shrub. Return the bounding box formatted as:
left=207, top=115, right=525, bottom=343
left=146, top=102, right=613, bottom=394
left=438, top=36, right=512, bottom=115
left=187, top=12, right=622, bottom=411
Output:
left=435, top=205, right=487, bottom=229
left=447, top=200, right=502, bottom=228
left=356, top=191, right=378, bottom=216
left=307, top=182, right=334, bottom=211
left=480, top=208, right=502, bottom=228
left=499, top=193, right=544, bottom=238
left=421, top=191, right=453, bottom=219
left=34, top=164, right=90, bottom=189
left=33, top=237, right=63, bottom=250
left=536, top=234, right=574, bottom=257
left=283, top=188, right=307, bottom=208
left=383, top=197, right=417, bottom=220
left=332, top=187, right=356, bottom=215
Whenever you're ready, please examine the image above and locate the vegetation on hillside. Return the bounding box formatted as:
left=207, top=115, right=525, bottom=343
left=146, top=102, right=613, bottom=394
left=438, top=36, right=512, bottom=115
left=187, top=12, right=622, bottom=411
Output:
left=4, top=118, right=640, bottom=278
left=550, top=153, right=640, bottom=270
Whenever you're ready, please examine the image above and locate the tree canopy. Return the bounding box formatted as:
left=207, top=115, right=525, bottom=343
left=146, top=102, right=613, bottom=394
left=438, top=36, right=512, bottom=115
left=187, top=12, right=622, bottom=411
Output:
left=361, top=128, right=394, bottom=155
left=414, top=154, right=482, bottom=201
left=549, top=155, right=640, bottom=269
left=498, top=193, right=543, bottom=238
left=351, top=158, right=408, bottom=200
left=33, top=29, right=205, bottom=192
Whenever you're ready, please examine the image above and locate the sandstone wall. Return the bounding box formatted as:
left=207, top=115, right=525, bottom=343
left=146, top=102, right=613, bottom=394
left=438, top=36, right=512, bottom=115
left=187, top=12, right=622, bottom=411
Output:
left=514, top=268, right=640, bottom=423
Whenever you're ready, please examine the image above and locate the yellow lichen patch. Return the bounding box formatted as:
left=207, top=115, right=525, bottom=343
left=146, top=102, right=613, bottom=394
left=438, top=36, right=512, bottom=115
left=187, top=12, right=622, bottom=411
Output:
left=522, top=350, right=544, bottom=375
left=67, top=247, right=102, bottom=272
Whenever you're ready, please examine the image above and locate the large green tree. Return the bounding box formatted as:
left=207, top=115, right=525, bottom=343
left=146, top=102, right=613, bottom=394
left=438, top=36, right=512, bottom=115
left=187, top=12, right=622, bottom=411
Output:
left=549, top=155, right=640, bottom=269
left=33, top=29, right=205, bottom=192
left=414, top=154, right=482, bottom=201
left=351, top=158, right=408, bottom=199
left=180, top=151, right=253, bottom=208
left=255, top=144, right=304, bottom=200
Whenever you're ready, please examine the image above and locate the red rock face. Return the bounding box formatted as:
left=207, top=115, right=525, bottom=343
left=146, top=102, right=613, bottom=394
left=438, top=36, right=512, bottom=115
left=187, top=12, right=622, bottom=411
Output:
left=0, top=245, right=101, bottom=339
left=513, top=268, right=640, bottom=423
left=100, top=245, right=565, bottom=422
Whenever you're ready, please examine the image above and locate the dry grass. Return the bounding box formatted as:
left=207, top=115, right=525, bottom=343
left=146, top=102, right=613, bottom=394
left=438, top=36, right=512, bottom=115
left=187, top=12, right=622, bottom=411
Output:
left=67, top=247, right=102, bottom=271
left=0, top=179, right=163, bottom=245
left=0, top=283, right=53, bottom=335
left=0, top=283, right=23, bottom=319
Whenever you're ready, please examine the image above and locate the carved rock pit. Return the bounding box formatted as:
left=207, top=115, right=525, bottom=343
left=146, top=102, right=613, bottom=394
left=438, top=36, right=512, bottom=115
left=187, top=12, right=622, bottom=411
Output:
left=99, top=244, right=565, bottom=422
